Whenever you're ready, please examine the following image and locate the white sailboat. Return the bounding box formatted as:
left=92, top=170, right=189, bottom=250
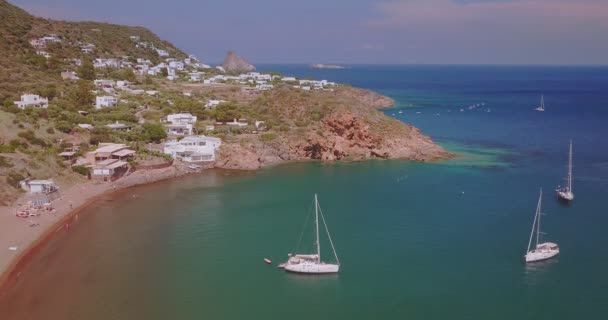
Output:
left=525, top=189, right=559, bottom=263
left=534, top=95, right=545, bottom=112
left=556, top=140, right=574, bottom=201
left=279, top=194, right=340, bottom=274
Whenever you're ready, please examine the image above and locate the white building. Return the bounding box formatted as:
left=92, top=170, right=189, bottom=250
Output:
left=204, top=99, right=225, bottom=109
left=29, top=38, right=45, bottom=48
left=155, top=49, right=169, bottom=57
left=282, top=76, right=297, bottom=82
left=169, top=61, right=185, bottom=71
left=163, top=136, right=221, bottom=162
left=19, top=179, right=58, bottom=194
left=95, top=96, right=118, bottom=109
left=94, top=79, right=115, bottom=88
left=36, top=51, right=51, bottom=59
left=61, top=71, right=79, bottom=80
left=14, top=94, right=49, bottom=109
left=165, top=113, right=197, bottom=136
left=130, top=35, right=140, bottom=41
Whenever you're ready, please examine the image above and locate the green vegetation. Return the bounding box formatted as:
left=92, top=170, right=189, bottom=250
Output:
left=71, top=165, right=90, bottom=176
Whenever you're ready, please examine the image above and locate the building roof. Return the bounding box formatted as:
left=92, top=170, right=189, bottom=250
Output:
left=106, top=123, right=131, bottom=129
left=28, top=179, right=55, bottom=185
left=58, top=151, right=76, bottom=157
left=180, top=135, right=221, bottom=143
left=95, top=144, right=128, bottom=154
left=113, top=149, right=135, bottom=157
left=105, top=161, right=128, bottom=169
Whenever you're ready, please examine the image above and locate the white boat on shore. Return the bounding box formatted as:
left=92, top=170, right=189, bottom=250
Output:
left=525, top=189, right=559, bottom=263
left=279, top=194, right=340, bottom=274
left=556, top=140, right=574, bottom=201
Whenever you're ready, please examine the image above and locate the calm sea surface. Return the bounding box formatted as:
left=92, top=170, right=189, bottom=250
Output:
left=1, top=65, right=608, bottom=319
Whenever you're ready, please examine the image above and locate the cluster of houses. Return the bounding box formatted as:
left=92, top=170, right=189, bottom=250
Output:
left=29, top=34, right=62, bottom=48
left=58, top=143, right=136, bottom=181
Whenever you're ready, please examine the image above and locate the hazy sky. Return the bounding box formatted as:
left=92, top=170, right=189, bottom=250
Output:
left=11, top=0, right=608, bottom=65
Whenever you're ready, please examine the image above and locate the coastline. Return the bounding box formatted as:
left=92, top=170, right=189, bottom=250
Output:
left=0, top=150, right=454, bottom=293
left=0, top=163, right=207, bottom=293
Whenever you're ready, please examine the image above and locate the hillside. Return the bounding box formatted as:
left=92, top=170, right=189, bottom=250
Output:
left=0, top=0, right=450, bottom=205
left=0, top=0, right=186, bottom=102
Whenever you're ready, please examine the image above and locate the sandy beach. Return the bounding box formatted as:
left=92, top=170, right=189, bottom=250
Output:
left=0, top=163, right=207, bottom=290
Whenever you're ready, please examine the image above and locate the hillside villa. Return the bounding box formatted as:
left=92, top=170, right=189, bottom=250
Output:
left=14, top=94, right=49, bottom=109
left=96, top=96, right=118, bottom=109
left=164, top=113, right=197, bottom=136
left=163, top=136, right=221, bottom=163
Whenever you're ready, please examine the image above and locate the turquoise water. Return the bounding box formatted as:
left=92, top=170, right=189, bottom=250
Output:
left=2, top=66, right=608, bottom=319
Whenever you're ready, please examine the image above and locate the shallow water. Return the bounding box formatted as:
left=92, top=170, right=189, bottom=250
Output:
left=2, top=65, right=608, bottom=319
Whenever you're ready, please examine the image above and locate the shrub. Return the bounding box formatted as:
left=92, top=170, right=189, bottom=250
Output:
left=260, top=133, right=277, bottom=142
left=7, top=172, right=25, bottom=189
left=54, top=121, right=72, bottom=133
left=0, top=156, right=13, bottom=168
left=46, top=127, right=55, bottom=134
left=72, top=165, right=90, bottom=176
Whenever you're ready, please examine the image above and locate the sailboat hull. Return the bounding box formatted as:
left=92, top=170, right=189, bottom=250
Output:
left=556, top=191, right=574, bottom=201
left=525, top=243, right=559, bottom=263
left=284, top=262, right=339, bottom=274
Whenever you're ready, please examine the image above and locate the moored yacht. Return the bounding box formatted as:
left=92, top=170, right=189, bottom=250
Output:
left=279, top=194, right=340, bottom=274
left=525, top=189, right=560, bottom=263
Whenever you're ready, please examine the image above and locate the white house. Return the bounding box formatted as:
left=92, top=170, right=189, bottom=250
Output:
left=165, top=113, right=197, bottom=136
left=36, top=51, right=51, bottom=59
left=61, top=71, right=79, bottom=80
left=163, top=136, right=222, bottom=162
left=41, top=34, right=61, bottom=43
left=169, top=61, right=185, bottom=71
left=95, top=96, right=118, bottom=109
left=14, top=94, right=49, bottom=109
left=29, top=38, right=45, bottom=48
left=155, top=49, right=169, bottom=57
left=204, top=99, right=225, bottom=109
left=19, top=179, right=58, bottom=194
left=94, top=79, right=115, bottom=88
left=106, top=122, right=132, bottom=132
left=282, top=76, right=297, bottom=82
left=130, top=35, right=140, bottom=41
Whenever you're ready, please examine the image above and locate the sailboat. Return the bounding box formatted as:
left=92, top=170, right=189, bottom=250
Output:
left=524, top=189, right=560, bottom=263
left=556, top=140, right=574, bottom=201
left=279, top=194, right=340, bottom=274
left=534, top=95, right=545, bottom=112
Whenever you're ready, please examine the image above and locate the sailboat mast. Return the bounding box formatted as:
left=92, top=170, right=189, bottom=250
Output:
left=315, top=194, right=320, bottom=260
left=536, top=190, right=542, bottom=247
left=541, top=95, right=544, bottom=110
left=568, top=140, right=573, bottom=192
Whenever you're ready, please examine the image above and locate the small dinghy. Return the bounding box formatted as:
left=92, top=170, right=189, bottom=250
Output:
left=264, top=258, right=272, bottom=264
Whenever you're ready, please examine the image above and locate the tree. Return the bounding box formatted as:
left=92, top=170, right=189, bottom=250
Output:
left=71, top=80, right=95, bottom=107
left=47, top=55, right=61, bottom=71
left=160, top=67, right=168, bottom=77
left=141, top=123, right=167, bottom=143
left=77, top=58, right=96, bottom=80
left=213, top=102, right=241, bottom=122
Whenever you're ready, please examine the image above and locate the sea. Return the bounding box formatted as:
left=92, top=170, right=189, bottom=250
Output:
left=1, top=65, right=608, bottom=319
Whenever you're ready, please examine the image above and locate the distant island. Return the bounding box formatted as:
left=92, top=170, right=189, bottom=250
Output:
left=310, top=64, right=350, bottom=69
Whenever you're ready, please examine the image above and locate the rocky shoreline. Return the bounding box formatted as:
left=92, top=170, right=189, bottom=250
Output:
left=215, top=88, right=451, bottom=170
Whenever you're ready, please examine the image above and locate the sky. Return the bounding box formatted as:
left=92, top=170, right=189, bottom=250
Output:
left=11, top=0, right=608, bottom=65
